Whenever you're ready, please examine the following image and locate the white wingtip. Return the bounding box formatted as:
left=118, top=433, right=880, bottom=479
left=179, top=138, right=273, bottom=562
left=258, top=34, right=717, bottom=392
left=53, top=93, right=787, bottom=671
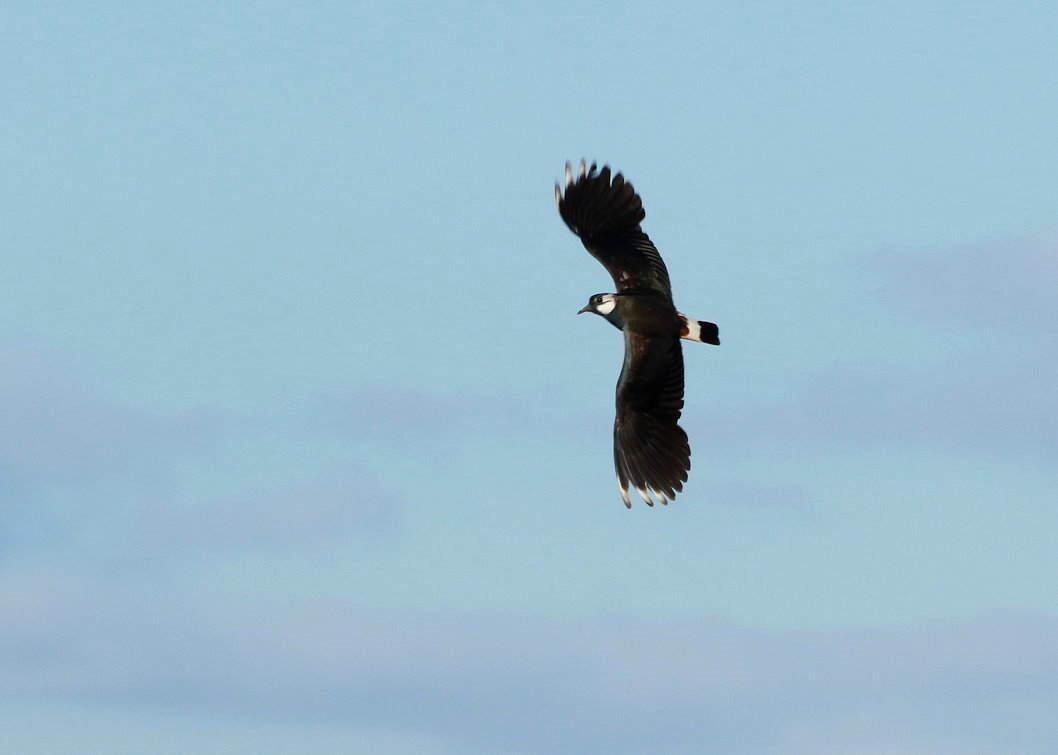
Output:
left=578, top=159, right=587, bottom=179
left=555, top=183, right=562, bottom=208
left=565, top=161, right=572, bottom=187
left=619, top=476, right=676, bottom=507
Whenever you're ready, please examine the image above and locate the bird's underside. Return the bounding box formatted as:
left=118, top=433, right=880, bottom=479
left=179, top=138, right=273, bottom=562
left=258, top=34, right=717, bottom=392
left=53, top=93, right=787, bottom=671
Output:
left=614, top=327, right=690, bottom=506
left=556, top=160, right=719, bottom=507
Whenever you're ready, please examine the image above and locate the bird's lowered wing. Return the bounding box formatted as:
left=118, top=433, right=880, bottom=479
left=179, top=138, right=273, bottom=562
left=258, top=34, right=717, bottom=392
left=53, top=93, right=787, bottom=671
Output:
left=555, top=161, right=673, bottom=298
left=613, top=331, right=690, bottom=507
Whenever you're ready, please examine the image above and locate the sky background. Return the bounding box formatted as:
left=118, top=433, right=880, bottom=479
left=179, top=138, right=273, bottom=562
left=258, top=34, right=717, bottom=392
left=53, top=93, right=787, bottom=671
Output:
left=2, top=1, right=1057, bottom=752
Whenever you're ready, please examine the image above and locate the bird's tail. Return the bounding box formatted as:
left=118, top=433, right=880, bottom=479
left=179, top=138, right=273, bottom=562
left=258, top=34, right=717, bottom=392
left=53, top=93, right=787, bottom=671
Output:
left=678, top=314, right=720, bottom=345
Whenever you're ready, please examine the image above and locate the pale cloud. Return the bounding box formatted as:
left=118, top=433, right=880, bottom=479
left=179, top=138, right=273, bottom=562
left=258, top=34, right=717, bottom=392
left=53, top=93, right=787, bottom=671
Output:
left=2, top=567, right=1056, bottom=753
left=0, top=346, right=402, bottom=560
left=0, top=346, right=209, bottom=489
left=132, top=467, right=399, bottom=554
left=302, top=385, right=574, bottom=451
left=868, top=232, right=1058, bottom=338
left=695, top=353, right=1056, bottom=464
left=679, top=232, right=1058, bottom=502
left=695, top=235, right=1058, bottom=465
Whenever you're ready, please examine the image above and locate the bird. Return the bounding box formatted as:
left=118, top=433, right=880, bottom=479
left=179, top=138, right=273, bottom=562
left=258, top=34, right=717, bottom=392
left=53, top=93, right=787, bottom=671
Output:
left=555, top=160, right=719, bottom=507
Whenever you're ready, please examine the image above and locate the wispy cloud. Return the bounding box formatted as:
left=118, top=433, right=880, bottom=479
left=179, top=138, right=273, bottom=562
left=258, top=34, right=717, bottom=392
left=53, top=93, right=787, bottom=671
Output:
left=696, top=355, right=1057, bottom=464
left=0, top=346, right=402, bottom=560
left=868, top=231, right=1058, bottom=338
left=693, top=233, right=1058, bottom=467
left=0, top=346, right=215, bottom=492
left=3, top=566, right=1056, bottom=753
left=132, top=467, right=399, bottom=555
left=301, top=384, right=583, bottom=452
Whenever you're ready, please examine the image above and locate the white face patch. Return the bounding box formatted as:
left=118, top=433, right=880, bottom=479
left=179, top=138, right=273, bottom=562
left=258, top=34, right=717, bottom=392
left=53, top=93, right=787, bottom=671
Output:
left=596, top=294, right=617, bottom=315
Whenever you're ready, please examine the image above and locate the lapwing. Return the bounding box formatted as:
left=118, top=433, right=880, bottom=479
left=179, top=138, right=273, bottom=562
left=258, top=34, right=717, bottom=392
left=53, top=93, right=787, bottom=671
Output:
left=555, top=161, right=719, bottom=507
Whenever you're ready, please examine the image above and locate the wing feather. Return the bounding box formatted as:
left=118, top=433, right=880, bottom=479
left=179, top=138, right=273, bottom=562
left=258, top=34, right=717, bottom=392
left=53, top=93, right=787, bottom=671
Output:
left=613, top=332, right=690, bottom=507
left=556, top=160, right=673, bottom=298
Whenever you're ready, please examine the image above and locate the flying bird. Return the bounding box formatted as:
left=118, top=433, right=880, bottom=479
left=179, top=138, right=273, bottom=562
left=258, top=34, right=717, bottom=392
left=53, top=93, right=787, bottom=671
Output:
left=555, top=161, right=719, bottom=507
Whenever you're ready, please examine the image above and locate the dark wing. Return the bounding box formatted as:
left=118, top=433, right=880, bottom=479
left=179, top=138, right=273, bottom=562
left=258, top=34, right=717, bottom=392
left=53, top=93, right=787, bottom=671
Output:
left=555, top=160, right=673, bottom=298
left=613, top=331, right=690, bottom=507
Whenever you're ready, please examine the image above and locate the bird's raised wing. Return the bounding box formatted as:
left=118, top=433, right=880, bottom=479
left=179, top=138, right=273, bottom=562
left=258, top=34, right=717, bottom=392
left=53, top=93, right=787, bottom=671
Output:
left=613, top=331, right=690, bottom=506
left=555, top=161, right=673, bottom=298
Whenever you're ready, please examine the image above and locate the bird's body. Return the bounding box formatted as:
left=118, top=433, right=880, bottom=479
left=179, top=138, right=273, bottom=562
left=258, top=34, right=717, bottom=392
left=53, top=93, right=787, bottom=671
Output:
left=556, top=161, right=719, bottom=507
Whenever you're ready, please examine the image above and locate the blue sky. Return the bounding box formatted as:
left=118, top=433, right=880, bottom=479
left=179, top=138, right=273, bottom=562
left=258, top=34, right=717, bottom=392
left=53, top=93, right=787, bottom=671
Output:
left=2, top=1, right=1057, bottom=752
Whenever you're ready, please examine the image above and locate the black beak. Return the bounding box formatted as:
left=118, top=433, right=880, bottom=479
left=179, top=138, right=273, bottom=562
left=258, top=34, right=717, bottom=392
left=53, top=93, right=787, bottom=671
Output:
left=577, top=305, right=591, bottom=314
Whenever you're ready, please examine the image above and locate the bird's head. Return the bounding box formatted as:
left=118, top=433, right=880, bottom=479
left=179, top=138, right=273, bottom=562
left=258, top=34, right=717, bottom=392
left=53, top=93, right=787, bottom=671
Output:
left=578, top=293, right=618, bottom=316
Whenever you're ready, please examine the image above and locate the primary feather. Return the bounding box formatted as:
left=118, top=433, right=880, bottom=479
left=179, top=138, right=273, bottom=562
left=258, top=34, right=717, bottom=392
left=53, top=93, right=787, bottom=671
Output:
left=556, top=161, right=673, bottom=297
